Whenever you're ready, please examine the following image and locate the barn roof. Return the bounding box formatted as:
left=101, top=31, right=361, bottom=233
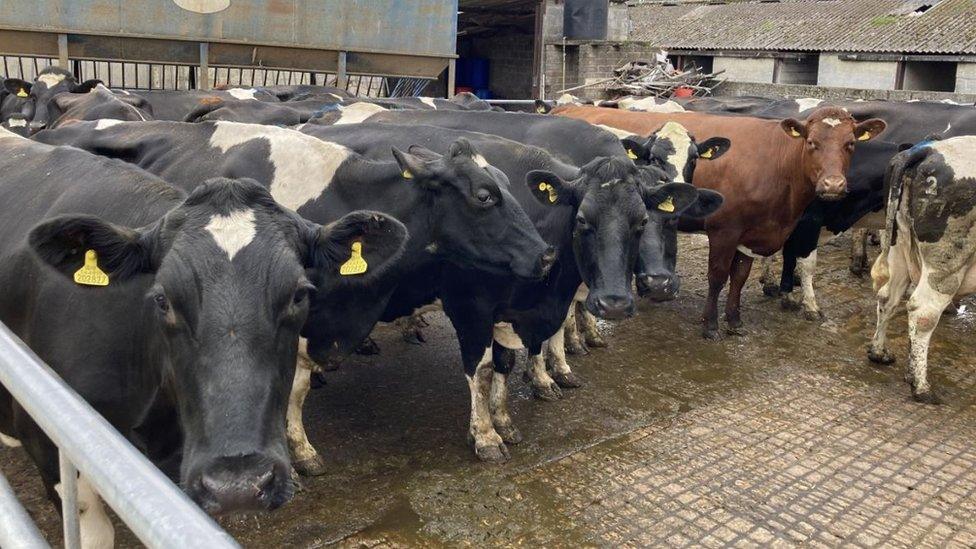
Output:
left=628, top=0, right=976, bottom=55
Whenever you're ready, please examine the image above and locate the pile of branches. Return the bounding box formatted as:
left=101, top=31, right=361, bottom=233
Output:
left=560, top=59, right=725, bottom=98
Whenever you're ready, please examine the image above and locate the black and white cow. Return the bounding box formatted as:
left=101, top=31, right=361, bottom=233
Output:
left=46, top=84, right=153, bottom=128
left=868, top=136, right=976, bottom=403
left=33, top=120, right=556, bottom=466
left=183, top=97, right=334, bottom=125
left=126, top=88, right=279, bottom=121
left=0, top=128, right=408, bottom=545
left=2, top=66, right=102, bottom=133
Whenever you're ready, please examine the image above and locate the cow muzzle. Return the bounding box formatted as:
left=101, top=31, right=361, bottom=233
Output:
left=816, top=176, right=848, bottom=201
left=636, top=273, right=681, bottom=302
left=587, top=292, right=635, bottom=320
left=187, top=453, right=293, bottom=515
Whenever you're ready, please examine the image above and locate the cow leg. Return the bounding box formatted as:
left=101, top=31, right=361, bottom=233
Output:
left=56, top=474, right=114, bottom=549
left=525, top=348, right=562, bottom=401
left=562, top=302, right=587, bottom=355
left=489, top=343, right=522, bottom=445
left=724, top=251, right=754, bottom=335
left=759, top=253, right=780, bottom=297
left=783, top=251, right=824, bottom=320
left=467, top=346, right=509, bottom=462
left=905, top=272, right=955, bottom=404
left=868, top=245, right=910, bottom=365
left=702, top=237, right=737, bottom=339
left=547, top=322, right=583, bottom=388
left=850, top=228, right=870, bottom=277
left=578, top=305, right=607, bottom=348
left=287, top=339, right=326, bottom=476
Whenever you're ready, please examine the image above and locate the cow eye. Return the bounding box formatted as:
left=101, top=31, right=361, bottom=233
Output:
left=576, top=214, right=589, bottom=228
left=153, top=293, right=169, bottom=313
left=293, top=283, right=315, bottom=306
left=475, top=188, right=495, bottom=206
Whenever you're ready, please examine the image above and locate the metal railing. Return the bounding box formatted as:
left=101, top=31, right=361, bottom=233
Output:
left=0, top=322, right=239, bottom=549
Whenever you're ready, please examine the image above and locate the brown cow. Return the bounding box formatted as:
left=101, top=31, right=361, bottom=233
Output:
left=553, top=104, right=886, bottom=339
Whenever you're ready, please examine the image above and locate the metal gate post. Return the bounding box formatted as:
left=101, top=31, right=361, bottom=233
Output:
left=199, top=42, right=211, bottom=90
left=59, top=453, right=80, bottom=549
left=57, top=34, right=68, bottom=67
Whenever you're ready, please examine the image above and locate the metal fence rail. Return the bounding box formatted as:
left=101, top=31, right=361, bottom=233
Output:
left=0, top=321, right=239, bottom=549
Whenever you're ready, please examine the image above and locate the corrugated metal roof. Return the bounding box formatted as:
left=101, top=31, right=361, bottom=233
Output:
left=628, top=0, right=976, bottom=54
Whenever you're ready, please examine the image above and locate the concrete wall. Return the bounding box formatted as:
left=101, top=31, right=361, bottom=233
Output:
left=713, top=56, right=775, bottom=83
left=818, top=54, right=898, bottom=90
left=544, top=41, right=649, bottom=100
left=714, top=80, right=976, bottom=104
left=957, top=63, right=976, bottom=94
left=461, top=32, right=535, bottom=99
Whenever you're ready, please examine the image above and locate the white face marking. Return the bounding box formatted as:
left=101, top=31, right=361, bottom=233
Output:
left=0, top=432, right=22, bottom=447
left=205, top=209, right=256, bottom=260
left=657, top=121, right=694, bottom=183
left=94, top=119, right=124, bottom=130
left=595, top=124, right=636, bottom=139
left=795, top=98, right=823, bottom=112
left=822, top=117, right=842, bottom=127
left=334, top=103, right=387, bottom=125
left=493, top=322, right=525, bottom=349
left=227, top=88, right=258, bottom=101
left=419, top=97, right=438, bottom=109
left=36, top=73, right=66, bottom=88
left=472, top=153, right=490, bottom=168
left=929, top=136, right=976, bottom=181
left=210, top=122, right=353, bottom=210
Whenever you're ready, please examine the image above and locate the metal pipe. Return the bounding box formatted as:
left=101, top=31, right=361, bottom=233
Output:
left=0, top=322, right=238, bottom=549
left=59, top=453, right=80, bottom=549
left=0, top=473, right=48, bottom=549
left=485, top=99, right=552, bottom=105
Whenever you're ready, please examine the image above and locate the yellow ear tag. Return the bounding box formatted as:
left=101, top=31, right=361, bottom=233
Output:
left=538, top=182, right=558, bottom=203
left=658, top=196, right=675, bottom=213
left=700, top=148, right=713, bottom=159
left=73, top=250, right=109, bottom=286
left=402, top=169, right=413, bottom=180
left=790, top=129, right=802, bottom=137
left=339, top=241, right=368, bottom=276
left=16, top=88, right=28, bottom=98
left=627, top=149, right=638, bottom=160
left=857, top=131, right=871, bottom=141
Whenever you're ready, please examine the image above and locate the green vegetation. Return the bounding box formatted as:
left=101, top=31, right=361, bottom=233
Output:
left=870, top=15, right=898, bottom=26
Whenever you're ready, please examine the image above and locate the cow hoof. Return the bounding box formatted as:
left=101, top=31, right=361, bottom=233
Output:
left=762, top=283, right=781, bottom=297
left=553, top=371, right=584, bottom=389
left=867, top=347, right=896, bottom=365
left=702, top=328, right=722, bottom=340
left=584, top=334, right=608, bottom=348
left=804, top=309, right=826, bottom=322
left=495, top=424, right=523, bottom=445
left=532, top=382, right=564, bottom=401
left=320, top=356, right=342, bottom=372
left=475, top=442, right=510, bottom=463
left=293, top=455, right=328, bottom=477
left=780, top=295, right=801, bottom=311
left=911, top=388, right=942, bottom=405
left=725, top=326, right=748, bottom=337
left=289, top=468, right=305, bottom=492
left=565, top=339, right=588, bottom=356
left=354, top=336, right=381, bottom=355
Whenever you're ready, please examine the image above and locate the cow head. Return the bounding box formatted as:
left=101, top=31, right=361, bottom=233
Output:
left=526, top=157, right=700, bottom=319
left=781, top=107, right=886, bottom=201
left=624, top=123, right=729, bottom=300
left=5, top=67, right=101, bottom=134
left=392, top=139, right=556, bottom=280
left=47, top=84, right=153, bottom=128
left=29, top=178, right=407, bottom=515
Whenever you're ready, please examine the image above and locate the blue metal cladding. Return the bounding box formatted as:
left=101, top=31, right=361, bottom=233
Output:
left=0, top=0, right=459, bottom=58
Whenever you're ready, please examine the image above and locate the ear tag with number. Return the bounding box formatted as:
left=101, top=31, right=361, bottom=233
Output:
left=16, top=88, right=28, bottom=98
left=339, top=241, right=368, bottom=276
left=73, top=250, right=109, bottom=286
left=700, top=148, right=713, bottom=159
left=627, top=149, right=638, bottom=160
left=658, top=196, right=675, bottom=213
left=857, top=131, right=871, bottom=141
left=538, top=182, right=558, bottom=203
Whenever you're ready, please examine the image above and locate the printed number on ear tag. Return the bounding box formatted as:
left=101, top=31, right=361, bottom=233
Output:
left=658, top=196, right=675, bottom=213
left=73, top=250, right=109, bottom=286
left=16, top=88, right=28, bottom=98
left=538, top=182, right=558, bottom=203
left=627, top=149, right=638, bottom=160
left=339, top=241, right=368, bottom=276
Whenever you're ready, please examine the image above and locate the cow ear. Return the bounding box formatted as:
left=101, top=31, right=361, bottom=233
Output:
left=307, top=210, right=408, bottom=285
left=621, top=137, right=650, bottom=163
left=781, top=118, right=807, bottom=139
left=392, top=147, right=438, bottom=186
left=642, top=182, right=699, bottom=217
left=28, top=214, right=157, bottom=285
left=534, top=100, right=551, bottom=114
left=697, top=137, right=730, bottom=160
left=681, top=188, right=724, bottom=218
left=854, top=118, right=886, bottom=142
left=406, top=144, right=442, bottom=162
left=526, top=170, right=575, bottom=207
left=72, top=79, right=103, bottom=94
left=4, top=79, right=31, bottom=97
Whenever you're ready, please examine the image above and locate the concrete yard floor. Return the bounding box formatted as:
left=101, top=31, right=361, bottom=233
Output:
left=3, top=233, right=976, bottom=547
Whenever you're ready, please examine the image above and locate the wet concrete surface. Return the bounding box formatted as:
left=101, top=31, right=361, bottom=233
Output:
left=3, top=233, right=976, bottom=547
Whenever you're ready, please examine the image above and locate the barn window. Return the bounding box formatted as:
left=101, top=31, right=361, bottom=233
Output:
left=898, top=60, right=956, bottom=92
left=774, top=55, right=819, bottom=85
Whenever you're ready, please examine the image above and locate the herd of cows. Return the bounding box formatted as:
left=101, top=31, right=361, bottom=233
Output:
left=1, top=65, right=975, bottom=545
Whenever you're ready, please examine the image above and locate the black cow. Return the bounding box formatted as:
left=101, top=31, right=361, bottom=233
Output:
left=2, top=66, right=101, bottom=133
left=252, top=84, right=350, bottom=102
left=127, top=88, right=279, bottom=121
left=45, top=84, right=153, bottom=128
left=183, top=97, right=331, bottom=125
left=33, top=120, right=556, bottom=466
left=0, top=129, right=408, bottom=544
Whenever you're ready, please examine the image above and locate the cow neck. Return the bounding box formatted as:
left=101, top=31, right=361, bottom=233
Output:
left=775, top=135, right=818, bottom=227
